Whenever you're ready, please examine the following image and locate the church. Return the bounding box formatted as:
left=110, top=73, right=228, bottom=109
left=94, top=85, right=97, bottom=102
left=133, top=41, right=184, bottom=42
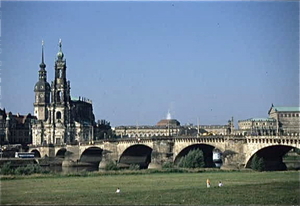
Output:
left=31, top=40, right=111, bottom=146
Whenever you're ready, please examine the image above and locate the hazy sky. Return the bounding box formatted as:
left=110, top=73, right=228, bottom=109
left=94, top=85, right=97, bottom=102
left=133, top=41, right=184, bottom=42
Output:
left=1, top=1, right=299, bottom=127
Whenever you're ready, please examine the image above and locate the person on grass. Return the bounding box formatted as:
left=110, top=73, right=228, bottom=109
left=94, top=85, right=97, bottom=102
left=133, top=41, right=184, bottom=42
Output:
left=206, top=179, right=211, bottom=188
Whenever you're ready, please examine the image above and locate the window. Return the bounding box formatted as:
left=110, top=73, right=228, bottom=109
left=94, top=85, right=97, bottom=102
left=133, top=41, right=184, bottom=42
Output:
left=56, top=111, right=61, bottom=119
left=292, top=114, right=295, bottom=117
left=288, top=114, right=291, bottom=117
left=280, top=114, right=283, bottom=117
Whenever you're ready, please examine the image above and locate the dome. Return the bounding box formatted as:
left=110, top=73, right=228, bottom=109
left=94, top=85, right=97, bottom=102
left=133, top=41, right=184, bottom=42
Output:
left=156, top=119, right=180, bottom=127
left=39, top=62, right=46, bottom=69
left=57, top=51, right=64, bottom=59
left=34, top=80, right=51, bottom=92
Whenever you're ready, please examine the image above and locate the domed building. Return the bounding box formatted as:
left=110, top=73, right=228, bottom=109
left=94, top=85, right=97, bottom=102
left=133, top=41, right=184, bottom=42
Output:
left=156, top=119, right=180, bottom=127
left=114, top=111, right=183, bottom=138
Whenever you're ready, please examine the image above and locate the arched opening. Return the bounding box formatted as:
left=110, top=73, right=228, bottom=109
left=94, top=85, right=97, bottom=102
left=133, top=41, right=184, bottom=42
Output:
left=119, top=144, right=152, bottom=169
left=30, top=149, right=41, bottom=158
left=56, top=148, right=67, bottom=158
left=56, top=111, right=61, bottom=119
left=246, top=145, right=299, bottom=171
left=80, top=147, right=103, bottom=167
left=174, top=144, right=216, bottom=168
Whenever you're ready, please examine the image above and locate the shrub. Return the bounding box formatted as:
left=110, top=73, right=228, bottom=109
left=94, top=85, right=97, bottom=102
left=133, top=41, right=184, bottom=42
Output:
left=129, top=164, right=140, bottom=170
left=15, top=164, right=43, bottom=175
left=0, top=162, right=14, bottom=175
left=104, top=160, right=119, bottom=171
left=162, top=161, right=174, bottom=169
left=251, top=154, right=265, bottom=171
left=178, top=149, right=205, bottom=168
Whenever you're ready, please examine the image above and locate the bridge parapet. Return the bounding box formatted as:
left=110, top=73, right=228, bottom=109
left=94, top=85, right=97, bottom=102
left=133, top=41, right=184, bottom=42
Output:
left=245, top=136, right=300, bottom=146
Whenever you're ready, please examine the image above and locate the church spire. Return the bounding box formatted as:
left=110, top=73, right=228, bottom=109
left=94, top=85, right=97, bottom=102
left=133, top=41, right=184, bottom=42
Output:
left=57, top=39, right=64, bottom=60
left=39, top=40, right=46, bottom=70
left=59, top=39, right=62, bottom=51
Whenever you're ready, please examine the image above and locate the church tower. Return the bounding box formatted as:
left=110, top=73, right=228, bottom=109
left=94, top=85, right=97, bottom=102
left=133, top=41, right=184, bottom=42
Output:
left=48, top=39, right=72, bottom=144
left=34, top=41, right=51, bottom=121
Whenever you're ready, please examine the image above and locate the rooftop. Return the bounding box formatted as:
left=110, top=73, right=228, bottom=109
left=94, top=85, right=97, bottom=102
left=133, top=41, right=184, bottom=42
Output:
left=272, top=107, right=300, bottom=112
left=238, top=118, right=276, bottom=122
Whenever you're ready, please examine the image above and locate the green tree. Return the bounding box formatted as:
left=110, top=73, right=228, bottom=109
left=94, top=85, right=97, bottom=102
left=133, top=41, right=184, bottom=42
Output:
left=251, top=154, right=265, bottom=171
left=178, top=149, right=205, bottom=168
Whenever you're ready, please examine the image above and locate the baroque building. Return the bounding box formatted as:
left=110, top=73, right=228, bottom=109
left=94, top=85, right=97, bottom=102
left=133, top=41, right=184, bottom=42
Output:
left=237, top=104, right=300, bottom=136
left=114, top=112, right=182, bottom=138
left=114, top=112, right=233, bottom=138
left=31, top=40, right=111, bottom=146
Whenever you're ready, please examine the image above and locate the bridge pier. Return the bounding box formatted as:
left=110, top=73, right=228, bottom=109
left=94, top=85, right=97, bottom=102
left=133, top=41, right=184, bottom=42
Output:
left=148, top=139, right=174, bottom=169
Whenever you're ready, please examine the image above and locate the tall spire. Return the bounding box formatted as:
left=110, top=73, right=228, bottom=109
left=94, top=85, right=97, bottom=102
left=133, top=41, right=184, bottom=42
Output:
left=57, top=38, right=64, bottom=60
left=59, top=39, right=62, bottom=51
left=39, top=40, right=46, bottom=69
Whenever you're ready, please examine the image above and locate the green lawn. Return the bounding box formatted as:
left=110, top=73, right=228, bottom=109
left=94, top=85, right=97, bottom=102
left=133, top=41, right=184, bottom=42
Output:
left=1, top=170, right=299, bottom=205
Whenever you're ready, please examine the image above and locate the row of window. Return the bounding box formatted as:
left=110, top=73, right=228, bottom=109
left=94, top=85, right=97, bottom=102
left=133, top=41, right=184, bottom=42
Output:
left=240, top=122, right=273, bottom=126
left=280, top=113, right=299, bottom=117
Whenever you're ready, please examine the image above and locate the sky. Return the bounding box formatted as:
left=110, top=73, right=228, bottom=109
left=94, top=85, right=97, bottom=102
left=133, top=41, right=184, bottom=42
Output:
left=1, top=1, right=299, bottom=127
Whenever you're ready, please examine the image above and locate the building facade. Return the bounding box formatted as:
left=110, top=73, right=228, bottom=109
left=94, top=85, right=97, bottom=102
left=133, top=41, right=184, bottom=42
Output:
left=268, top=105, right=300, bottom=135
left=237, top=105, right=300, bottom=136
left=114, top=114, right=182, bottom=138
left=0, top=109, right=36, bottom=145
left=31, top=40, right=111, bottom=146
left=114, top=112, right=233, bottom=138
left=237, top=118, right=276, bottom=136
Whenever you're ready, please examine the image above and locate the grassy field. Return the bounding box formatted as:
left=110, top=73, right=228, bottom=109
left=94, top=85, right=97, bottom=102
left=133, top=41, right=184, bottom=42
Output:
left=1, top=170, right=299, bottom=205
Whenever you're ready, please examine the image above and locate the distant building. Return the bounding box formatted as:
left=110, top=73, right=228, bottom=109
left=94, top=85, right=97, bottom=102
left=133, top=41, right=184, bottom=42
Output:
left=0, top=108, right=6, bottom=143
left=197, top=124, right=232, bottom=136
left=268, top=105, right=300, bottom=135
left=238, top=118, right=276, bottom=136
left=31, top=40, right=111, bottom=146
left=0, top=109, right=36, bottom=145
left=238, top=104, right=300, bottom=136
left=114, top=112, right=233, bottom=138
left=115, top=112, right=182, bottom=138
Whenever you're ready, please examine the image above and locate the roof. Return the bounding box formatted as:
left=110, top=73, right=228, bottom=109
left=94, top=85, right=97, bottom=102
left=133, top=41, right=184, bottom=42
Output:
left=11, top=113, right=36, bottom=124
left=272, top=107, right=300, bottom=112
left=156, top=119, right=180, bottom=126
left=238, top=118, right=276, bottom=122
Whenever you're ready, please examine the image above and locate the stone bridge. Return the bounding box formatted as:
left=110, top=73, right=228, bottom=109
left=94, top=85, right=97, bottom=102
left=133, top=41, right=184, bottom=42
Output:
left=29, top=135, right=300, bottom=170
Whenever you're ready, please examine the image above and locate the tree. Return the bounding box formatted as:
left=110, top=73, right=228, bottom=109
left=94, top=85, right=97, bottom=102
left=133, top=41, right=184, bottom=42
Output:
left=251, top=154, right=265, bottom=171
left=178, top=149, right=205, bottom=168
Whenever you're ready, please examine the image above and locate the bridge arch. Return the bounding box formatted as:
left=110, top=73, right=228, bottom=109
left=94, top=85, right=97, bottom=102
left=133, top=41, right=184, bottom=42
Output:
left=245, top=145, right=297, bottom=171
left=174, top=143, right=221, bottom=167
left=79, top=146, right=103, bottom=167
left=118, top=144, right=152, bottom=169
left=29, top=149, right=41, bottom=158
left=56, top=148, right=67, bottom=158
